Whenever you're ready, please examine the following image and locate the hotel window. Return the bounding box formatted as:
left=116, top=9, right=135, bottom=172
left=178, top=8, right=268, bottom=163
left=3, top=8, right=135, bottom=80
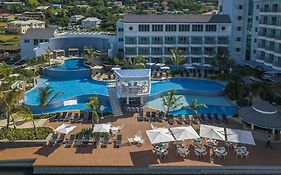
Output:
left=125, top=37, right=137, bottom=44
left=192, top=25, right=203, bottom=32
left=152, top=25, right=163, bottom=32
left=256, top=16, right=258, bottom=21
left=218, top=37, right=229, bottom=44
left=236, top=37, right=241, bottom=41
left=204, top=37, right=216, bottom=44
left=237, top=16, right=242, bottom=20
left=138, top=47, right=150, bottom=55
left=178, top=47, right=189, bottom=54
left=125, top=47, right=137, bottom=55
left=272, top=4, right=278, bottom=12
left=164, top=47, right=174, bottom=55
left=256, top=5, right=259, bottom=9
left=34, top=39, right=38, bottom=45
left=165, top=25, right=177, bottom=32
left=24, top=39, right=29, bottom=43
left=272, top=17, right=277, bottom=25
left=178, top=36, right=189, bottom=44
left=138, top=37, right=150, bottom=44
left=191, top=47, right=202, bottom=55
left=238, top=5, right=243, bottom=9
left=118, top=38, right=124, bottom=42
left=237, top=26, right=242, bottom=31
left=118, top=28, right=123, bottom=32
left=151, top=47, right=162, bottom=55
left=236, top=48, right=241, bottom=52
left=139, top=24, right=150, bottom=32
left=179, top=25, right=190, bottom=32
left=165, top=36, right=176, bottom=44
left=205, top=25, right=217, bottom=32
left=191, top=37, right=203, bottom=44
left=151, top=37, right=163, bottom=44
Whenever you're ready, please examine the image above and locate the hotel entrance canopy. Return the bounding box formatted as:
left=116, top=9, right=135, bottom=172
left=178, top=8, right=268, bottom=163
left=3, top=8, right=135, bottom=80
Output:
left=114, top=69, right=151, bottom=98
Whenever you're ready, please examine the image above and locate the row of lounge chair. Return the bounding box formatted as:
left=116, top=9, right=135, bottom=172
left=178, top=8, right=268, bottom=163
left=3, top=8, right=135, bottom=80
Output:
left=138, top=112, right=229, bottom=125
left=48, top=133, right=122, bottom=148
left=49, top=112, right=89, bottom=123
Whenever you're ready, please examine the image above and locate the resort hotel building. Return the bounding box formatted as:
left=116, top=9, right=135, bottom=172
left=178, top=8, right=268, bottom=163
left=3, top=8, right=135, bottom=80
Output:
left=116, top=14, right=231, bottom=64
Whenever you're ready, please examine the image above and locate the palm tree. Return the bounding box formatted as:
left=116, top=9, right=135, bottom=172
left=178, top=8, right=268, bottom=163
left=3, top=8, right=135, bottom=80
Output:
left=86, top=96, right=100, bottom=127
left=84, top=46, right=99, bottom=65
left=161, top=89, right=183, bottom=115
left=38, top=85, right=63, bottom=113
left=16, top=106, right=36, bottom=133
left=170, top=49, right=185, bottom=70
left=134, top=56, right=146, bottom=69
left=45, top=49, right=53, bottom=66
left=0, top=90, right=21, bottom=129
left=181, top=99, right=207, bottom=115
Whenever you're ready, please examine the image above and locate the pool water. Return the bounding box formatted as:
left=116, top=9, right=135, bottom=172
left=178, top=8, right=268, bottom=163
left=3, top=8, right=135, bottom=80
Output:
left=147, top=95, right=238, bottom=117
left=48, top=59, right=89, bottom=70
left=25, top=59, right=237, bottom=115
left=151, top=78, right=224, bottom=95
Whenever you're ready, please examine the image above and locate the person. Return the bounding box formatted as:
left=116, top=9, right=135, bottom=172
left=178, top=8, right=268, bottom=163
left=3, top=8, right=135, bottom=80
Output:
left=266, top=134, right=272, bottom=149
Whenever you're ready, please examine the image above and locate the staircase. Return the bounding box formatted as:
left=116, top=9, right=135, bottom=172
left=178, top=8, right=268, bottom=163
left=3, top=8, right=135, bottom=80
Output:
left=107, top=86, right=123, bottom=117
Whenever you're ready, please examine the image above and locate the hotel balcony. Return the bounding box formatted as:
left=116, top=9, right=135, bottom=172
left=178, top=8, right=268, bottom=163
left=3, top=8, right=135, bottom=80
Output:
left=273, top=61, right=281, bottom=70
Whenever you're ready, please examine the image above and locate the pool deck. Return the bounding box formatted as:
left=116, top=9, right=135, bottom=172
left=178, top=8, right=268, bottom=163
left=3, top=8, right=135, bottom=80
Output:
left=1, top=112, right=281, bottom=169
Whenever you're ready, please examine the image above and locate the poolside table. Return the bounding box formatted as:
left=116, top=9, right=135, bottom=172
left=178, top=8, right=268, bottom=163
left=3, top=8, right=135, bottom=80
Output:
left=214, top=147, right=226, bottom=154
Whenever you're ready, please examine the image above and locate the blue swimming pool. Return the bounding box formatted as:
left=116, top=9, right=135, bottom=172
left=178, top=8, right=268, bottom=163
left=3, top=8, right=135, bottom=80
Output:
left=24, top=59, right=237, bottom=115
left=147, top=95, right=238, bottom=117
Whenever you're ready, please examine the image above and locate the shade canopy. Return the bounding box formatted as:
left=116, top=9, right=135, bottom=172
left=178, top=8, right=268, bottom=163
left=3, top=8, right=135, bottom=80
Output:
left=200, top=124, right=225, bottom=141
left=112, top=67, right=121, bottom=71
left=226, top=128, right=255, bottom=145
left=160, top=66, right=170, bottom=70
left=146, top=128, right=175, bottom=144
left=170, top=126, right=200, bottom=141
left=92, top=65, right=103, bottom=69
left=155, top=63, right=165, bottom=67
left=63, top=100, right=78, bottom=106
left=93, top=123, right=111, bottom=133
left=54, top=124, right=76, bottom=134
left=146, top=62, right=155, bottom=66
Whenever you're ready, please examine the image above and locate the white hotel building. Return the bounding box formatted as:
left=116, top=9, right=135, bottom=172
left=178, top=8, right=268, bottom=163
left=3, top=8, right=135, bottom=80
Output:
left=116, top=14, right=232, bottom=64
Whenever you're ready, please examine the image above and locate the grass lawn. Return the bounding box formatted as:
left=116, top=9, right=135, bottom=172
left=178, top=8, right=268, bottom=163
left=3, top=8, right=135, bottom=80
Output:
left=0, top=22, right=7, bottom=28
left=0, top=34, right=20, bottom=46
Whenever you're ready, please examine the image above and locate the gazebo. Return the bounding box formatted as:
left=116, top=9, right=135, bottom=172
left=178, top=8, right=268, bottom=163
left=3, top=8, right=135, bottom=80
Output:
left=239, top=99, right=281, bottom=141
left=114, top=69, right=151, bottom=106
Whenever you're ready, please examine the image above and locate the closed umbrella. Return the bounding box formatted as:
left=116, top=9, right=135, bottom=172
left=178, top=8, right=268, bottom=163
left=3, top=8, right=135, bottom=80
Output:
left=54, top=124, right=76, bottom=134
left=170, top=126, right=200, bottom=141
left=146, top=128, right=175, bottom=144
left=200, top=124, right=225, bottom=141
left=226, top=128, right=255, bottom=145
left=160, top=66, right=170, bottom=70
left=93, top=123, right=111, bottom=133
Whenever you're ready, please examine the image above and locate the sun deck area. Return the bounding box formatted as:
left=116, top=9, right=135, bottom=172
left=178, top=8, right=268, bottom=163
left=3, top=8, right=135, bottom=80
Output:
left=1, top=112, right=281, bottom=170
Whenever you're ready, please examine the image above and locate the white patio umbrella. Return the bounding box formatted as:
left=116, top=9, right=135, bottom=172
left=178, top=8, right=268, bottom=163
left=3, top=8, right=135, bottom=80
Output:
left=93, top=123, right=111, bottom=133
left=92, top=65, right=103, bottom=69
left=225, top=128, right=255, bottom=145
left=200, top=124, right=225, bottom=141
left=112, top=67, right=121, bottom=71
left=160, top=66, right=170, bottom=70
left=146, top=62, right=155, bottom=66
left=155, top=63, right=165, bottom=67
left=170, top=126, right=200, bottom=141
left=146, top=128, right=175, bottom=144
left=63, top=100, right=77, bottom=106
left=54, top=124, right=76, bottom=134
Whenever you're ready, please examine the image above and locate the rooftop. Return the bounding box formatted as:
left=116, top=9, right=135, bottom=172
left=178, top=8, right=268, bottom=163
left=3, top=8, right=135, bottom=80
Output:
left=9, top=20, right=45, bottom=25
left=123, top=14, right=231, bottom=23
left=82, top=17, right=101, bottom=22
left=239, top=100, right=281, bottom=129
left=115, top=69, right=151, bottom=79
left=21, top=28, right=56, bottom=40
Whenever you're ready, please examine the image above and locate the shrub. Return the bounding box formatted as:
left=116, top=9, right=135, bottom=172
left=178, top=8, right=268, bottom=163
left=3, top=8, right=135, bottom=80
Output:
left=0, top=127, right=53, bottom=141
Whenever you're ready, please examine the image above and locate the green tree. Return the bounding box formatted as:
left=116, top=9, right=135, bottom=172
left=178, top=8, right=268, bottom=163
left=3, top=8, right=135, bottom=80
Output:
left=170, top=49, right=185, bottom=70
left=161, top=89, right=183, bottom=114
left=181, top=99, right=207, bottom=115
left=0, top=90, right=21, bottom=129
left=84, top=46, right=99, bottom=65
left=16, top=106, right=37, bottom=133
left=39, top=85, right=63, bottom=113
left=0, top=62, right=13, bottom=79
left=86, top=96, right=100, bottom=127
